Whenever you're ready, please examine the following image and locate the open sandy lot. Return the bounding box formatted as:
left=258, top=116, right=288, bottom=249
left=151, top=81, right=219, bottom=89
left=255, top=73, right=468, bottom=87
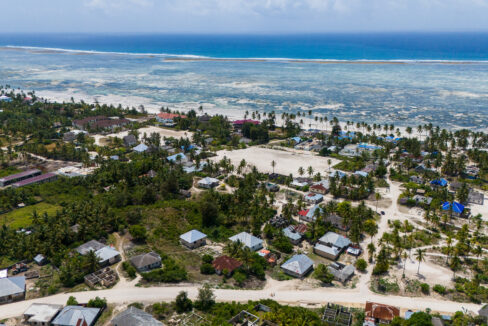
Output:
left=212, top=146, right=340, bottom=176
left=92, top=126, right=193, bottom=145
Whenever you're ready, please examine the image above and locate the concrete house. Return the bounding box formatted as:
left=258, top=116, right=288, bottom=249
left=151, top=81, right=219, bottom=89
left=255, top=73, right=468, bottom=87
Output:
left=76, top=240, right=121, bottom=266
left=0, top=276, right=26, bottom=304
left=180, top=229, right=207, bottom=249
left=229, top=232, right=263, bottom=251
left=197, top=177, right=220, bottom=189
left=298, top=204, right=323, bottom=223
left=130, top=252, right=162, bottom=272
left=34, top=254, right=47, bottom=266
left=123, top=134, right=137, bottom=147
left=310, top=181, right=329, bottom=195
left=328, top=262, right=355, bottom=283
left=51, top=306, right=101, bottom=326
left=213, top=255, right=243, bottom=275
left=111, top=307, right=163, bottom=326
left=23, top=303, right=63, bottom=326
left=304, top=192, right=323, bottom=204
left=314, top=232, right=351, bottom=260
left=280, top=254, right=314, bottom=278
left=365, top=302, right=400, bottom=325
left=282, top=226, right=302, bottom=245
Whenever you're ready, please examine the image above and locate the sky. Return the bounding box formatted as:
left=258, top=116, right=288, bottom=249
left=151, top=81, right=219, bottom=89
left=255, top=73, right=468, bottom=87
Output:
left=2, top=0, right=488, bottom=33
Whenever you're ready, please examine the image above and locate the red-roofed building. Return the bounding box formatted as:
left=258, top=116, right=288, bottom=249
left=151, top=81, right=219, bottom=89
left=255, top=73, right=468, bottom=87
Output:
left=310, top=184, right=328, bottom=195
left=298, top=209, right=309, bottom=217
left=212, top=255, right=242, bottom=275
left=365, top=301, right=400, bottom=324
left=233, top=119, right=260, bottom=129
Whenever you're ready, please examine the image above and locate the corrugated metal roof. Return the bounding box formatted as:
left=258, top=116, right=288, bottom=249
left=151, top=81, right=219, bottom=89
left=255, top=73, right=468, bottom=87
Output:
left=0, top=276, right=25, bottom=297
left=180, top=229, right=207, bottom=243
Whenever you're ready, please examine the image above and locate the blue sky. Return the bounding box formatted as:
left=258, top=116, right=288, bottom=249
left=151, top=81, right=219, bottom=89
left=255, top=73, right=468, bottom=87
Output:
left=2, top=0, right=488, bottom=33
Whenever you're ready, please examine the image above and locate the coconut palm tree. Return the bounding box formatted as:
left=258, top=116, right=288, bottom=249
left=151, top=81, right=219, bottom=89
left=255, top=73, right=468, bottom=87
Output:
left=414, top=248, right=425, bottom=275
left=298, top=167, right=304, bottom=177
left=271, top=160, right=276, bottom=174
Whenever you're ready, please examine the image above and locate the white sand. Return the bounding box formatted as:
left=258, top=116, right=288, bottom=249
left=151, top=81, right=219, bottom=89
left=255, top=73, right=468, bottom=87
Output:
left=211, top=146, right=340, bottom=176
left=92, top=126, right=193, bottom=146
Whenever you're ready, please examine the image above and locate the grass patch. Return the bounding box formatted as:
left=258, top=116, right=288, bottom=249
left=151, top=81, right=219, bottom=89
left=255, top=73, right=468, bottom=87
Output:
left=0, top=166, right=21, bottom=178
left=0, top=202, right=61, bottom=229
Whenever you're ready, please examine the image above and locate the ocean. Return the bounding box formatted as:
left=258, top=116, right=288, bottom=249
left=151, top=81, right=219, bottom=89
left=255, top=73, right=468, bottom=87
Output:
left=0, top=33, right=488, bottom=129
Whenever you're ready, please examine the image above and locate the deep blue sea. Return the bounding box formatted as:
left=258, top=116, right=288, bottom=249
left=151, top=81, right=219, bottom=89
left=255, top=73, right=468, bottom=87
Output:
left=0, top=33, right=488, bottom=129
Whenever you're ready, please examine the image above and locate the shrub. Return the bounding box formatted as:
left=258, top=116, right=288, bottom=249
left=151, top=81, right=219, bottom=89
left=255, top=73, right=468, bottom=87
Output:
left=313, top=264, right=334, bottom=284
left=420, top=283, right=430, bottom=294
left=87, top=296, right=107, bottom=308
left=66, top=296, right=78, bottom=306
left=129, top=224, right=147, bottom=242
left=174, top=291, right=193, bottom=313
left=122, top=261, right=137, bottom=278
left=202, top=254, right=214, bottom=264
left=200, top=263, right=215, bottom=275
left=355, top=259, right=367, bottom=272
left=233, top=270, right=247, bottom=286
left=433, top=284, right=446, bottom=295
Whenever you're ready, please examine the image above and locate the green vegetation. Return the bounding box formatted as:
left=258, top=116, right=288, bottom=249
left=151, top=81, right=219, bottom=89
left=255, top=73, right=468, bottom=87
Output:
left=0, top=202, right=61, bottom=229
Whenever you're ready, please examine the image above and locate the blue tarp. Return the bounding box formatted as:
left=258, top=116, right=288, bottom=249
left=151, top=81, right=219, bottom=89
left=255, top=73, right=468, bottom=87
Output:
left=442, top=201, right=465, bottom=214
left=430, top=178, right=448, bottom=187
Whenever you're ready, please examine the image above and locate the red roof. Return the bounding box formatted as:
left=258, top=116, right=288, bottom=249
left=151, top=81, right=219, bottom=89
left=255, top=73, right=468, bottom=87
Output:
left=365, top=302, right=400, bottom=321
left=298, top=209, right=309, bottom=216
left=157, top=112, right=187, bottom=120
left=311, top=184, right=327, bottom=191
left=233, top=119, right=260, bottom=125
left=212, top=255, right=242, bottom=273
left=293, top=224, right=308, bottom=235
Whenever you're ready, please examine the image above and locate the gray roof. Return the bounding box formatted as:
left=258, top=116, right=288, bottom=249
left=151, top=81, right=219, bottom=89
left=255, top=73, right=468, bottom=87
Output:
left=318, top=232, right=351, bottom=249
left=180, top=229, right=207, bottom=243
left=130, top=252, right=161, bottom=269
left=281, top=254, right=313, bottom=276
left=51, top=306, right=101, bottom=326
left=111, top=307, right=163, bottom=326
left=24, top=303, right=63, bottom=323
left=314, top=243, right=340, bottom=257
left=229, top=232, right=263, bottom=249
left=133, top=143, right=149, bottom=152
left=0, top=276, right=25, bottom=297
left=282, top=227, right=301, bottom=241
left=34, top=254, right=46, bottom=263
left=198, top=177, right=219, bottom=185
left=328, top=263, right=355, bottom=282
left=95, top=246, right=120, bottom=262
left=76, top=240, right=106, bottom=255
left=480, top=305, right=488, bottom=317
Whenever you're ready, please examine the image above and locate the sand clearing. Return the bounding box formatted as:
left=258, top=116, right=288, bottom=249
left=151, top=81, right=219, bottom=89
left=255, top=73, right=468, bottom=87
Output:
left=92, top=126, right=193, bottom=145
left=212, top=146, right=340, bottom=176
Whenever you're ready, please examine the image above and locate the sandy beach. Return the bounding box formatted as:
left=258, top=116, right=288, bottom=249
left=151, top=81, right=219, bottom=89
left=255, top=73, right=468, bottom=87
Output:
left=211, top=146, right=340, bottom=176
left=92, top=126, right=193, bottom=146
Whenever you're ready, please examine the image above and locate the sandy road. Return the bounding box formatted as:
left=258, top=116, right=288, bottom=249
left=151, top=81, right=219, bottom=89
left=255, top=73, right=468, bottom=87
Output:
left=0, top=283, right=481, bottom=319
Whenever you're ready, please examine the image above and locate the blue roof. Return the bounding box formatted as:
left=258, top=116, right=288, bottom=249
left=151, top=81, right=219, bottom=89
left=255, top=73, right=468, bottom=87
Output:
left=133, top=143, right=149, bottom=152
left=283, top=227, right=302, bottom=241
left=442, top=201, right=465, bottom=214
left=430, top=178, right=448, bottom=187
left=167, top=153, right=186, bottom=162
left=354, top=171, right=368, bottom=177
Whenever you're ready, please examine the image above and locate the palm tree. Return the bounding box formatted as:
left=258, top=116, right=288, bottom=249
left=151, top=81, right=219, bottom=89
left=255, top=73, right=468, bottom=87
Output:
left=402, top=251, right=408, bottom=278
left=327, top=159, right=332, bottom=172
left=307, top=166, right=314, bottom=177
left=375, top=192, right=381, bottom=212
left=271, top=160, right=276, bottom=174
left=298, top=167, right=304, bottom=177
left=414, top=248, right=425, bottom=275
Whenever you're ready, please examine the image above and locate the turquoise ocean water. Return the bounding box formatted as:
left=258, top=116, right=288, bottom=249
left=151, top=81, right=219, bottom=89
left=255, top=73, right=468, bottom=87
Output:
left=0, top=33, right=487, bottom=129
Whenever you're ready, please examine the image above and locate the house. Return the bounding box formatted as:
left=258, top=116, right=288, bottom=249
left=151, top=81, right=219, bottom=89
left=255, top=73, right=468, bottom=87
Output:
left=410, top=176, right=424, bottom=184
left=412, top=195, right=433, bottom=206
left=229, top=232, right=263, bottom=251
left=362, top=164, right=378, bottom=174
left=314, top=243, right=341, bottom=260
left=130, top=252, right=162, bottom=272
left=364, top=302, right=400, bottom=325
left=449, top=181, right=463, bottom=192
left=319, top=232, right=351, bottom=249
left=442, top=201, right=465, bottom=217
left=257, top=249, right=277, bottom=265
left=430, top=178, right=448, bottom=187
left=304, top=192, right=323, bottom=204
left=33, top=254, right=47, bottom=266
left=73, top=116, right=129, bottom=131
left=310, top=181, right=329, bottom=195
left=328, top=262, right=355, bottom=283
left=0, top=95, right=12, bottom=102
left=111, top=307, right=163, bottom=326
left=51, top=306, right=101, bottom=326
left=329, top=170, right=346, bottom=179
left=282, top=226, right=302, bottom=244
left=213, top=255, right=242, bottom=275
left=314, top=232, right=351, bottom=260
left=133, top=143, right=149, bottom=153
left=233, top=119, right=260, bottom=130
left=0, top=276, right=26, bottom=304
left=123, top=134, right=137, bottom=147
left=156, top=112, right=187, bottom=126
left=468, top=190, right=484, bottom=205
left=197, top=177, right=220, bottom=189
left=12, top=173, right=58, bottom=188
left=324, top=213, right=350, bottom=232
left=23, top=303, right=63, bottom=326
left=0, top=169, right=41, bottom=187
left=290, top=177, right=311, bottom=188
left=354, top=171, right=369, bottom=178
left=166, top=153, right=188, bottom=163
left=298, top=204, right=323, bottom=223
left=339, top=144, right=359, bottom=157
left=280, top=254, right=314, bottom=278
left=180, top=229, right=207, bottom=249
left=76, top=240, right=121, bottom=266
